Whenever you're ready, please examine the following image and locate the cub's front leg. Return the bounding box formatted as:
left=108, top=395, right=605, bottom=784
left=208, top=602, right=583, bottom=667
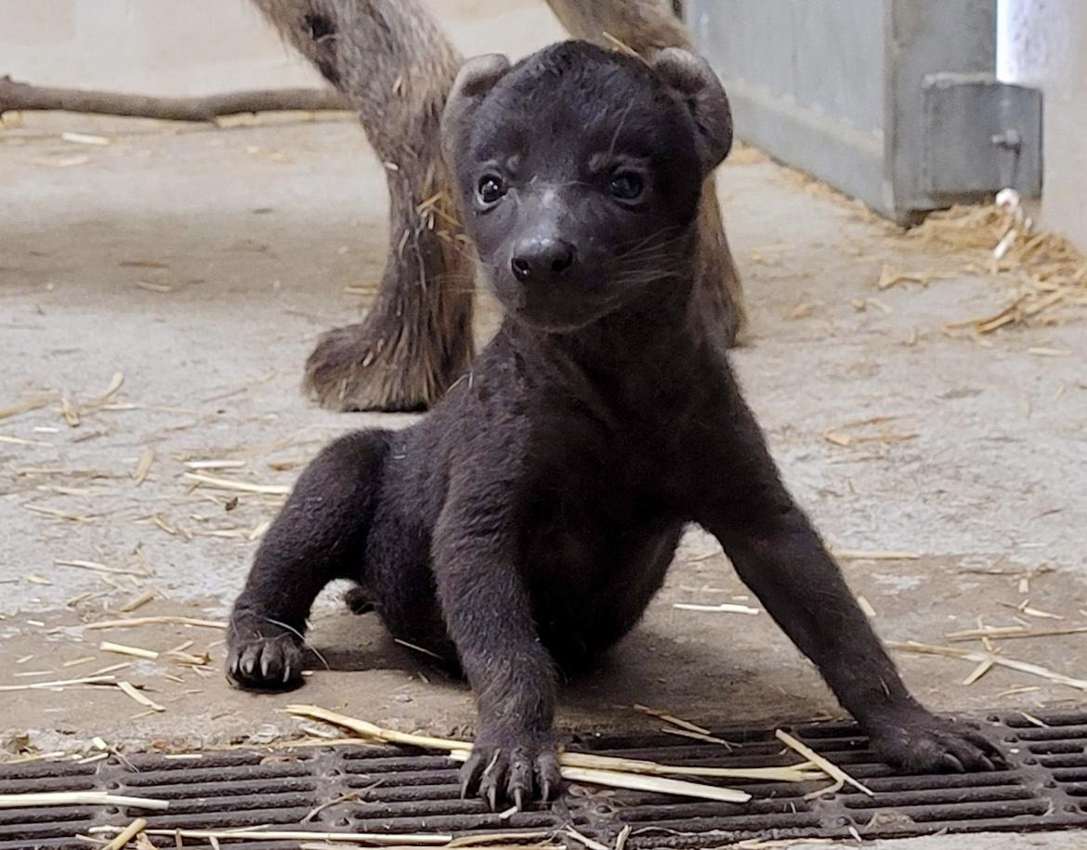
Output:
left=694, top=390, right=1002, bottom=772
left=432, top=469, right=562, bottom=810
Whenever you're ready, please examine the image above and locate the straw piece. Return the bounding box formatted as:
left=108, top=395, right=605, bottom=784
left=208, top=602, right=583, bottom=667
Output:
left=93, top=827, right=449, bottom=845
left=558, top=765, right=749, bottom=803
left=659, top=727, right=741, bottom=749
left=673, top=603, right=760, bottom=615
left=447, top=833, right=555, bottom=847
left=946, top=625, right=1087, bottom=642
left=83, top=372, right=125, bottom=410
left=774, top=730, right=873, bottom=797
left=55, top=559, right=148, bottom=578
left=0, top=792, right=167, bottom=811
left=184, top=460, right=247, bottom=470
left=120, top=591, right=155, bottom=613
left=183, top=472, right=289, bottom=495
left=85, top=616, right=226, bottom=630
left=888, top=640, right=1087, bottom=691
left=0, top=393, right=57, bottom=422
left=117, top=681, right=165, bottom=712
left=101, top=641, right=159, bottom=660
left=103, top=818, right=148, bottom=850
left=0, top=675, right=116, bottom=692
left=962, top=659, right=994, bottom=686
left=287, top=705, right=791, bottom=794
left=565, top=827, right=611, bottom=850
left=633, top=704, right=710, bottom=735
left=133, top=449, right=154, bottom=486
left=833, top=550, right=920, bottom=561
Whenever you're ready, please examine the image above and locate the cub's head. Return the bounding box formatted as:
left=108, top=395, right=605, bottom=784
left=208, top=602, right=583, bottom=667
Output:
left=442, top=41, right=732, bottom=332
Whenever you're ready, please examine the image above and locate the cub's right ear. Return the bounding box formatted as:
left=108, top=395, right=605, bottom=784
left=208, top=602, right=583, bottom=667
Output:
left=441, top=54, right=511, bottom=170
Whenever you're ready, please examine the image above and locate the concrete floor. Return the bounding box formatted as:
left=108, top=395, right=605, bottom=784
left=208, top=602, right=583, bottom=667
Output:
left=2, top=68, right=1086, bottom=850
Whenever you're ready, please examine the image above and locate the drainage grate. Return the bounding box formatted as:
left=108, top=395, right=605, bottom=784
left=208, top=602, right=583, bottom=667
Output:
left=3, top=711, right=1087, bottom=848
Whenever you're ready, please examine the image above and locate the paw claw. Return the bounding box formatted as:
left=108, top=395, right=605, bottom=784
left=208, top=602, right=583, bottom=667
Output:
left=226, top=613, right=305, bottom=691
left=869, top=710, right=1003, bottom=774
left=458, top=735, right=561, bottom=808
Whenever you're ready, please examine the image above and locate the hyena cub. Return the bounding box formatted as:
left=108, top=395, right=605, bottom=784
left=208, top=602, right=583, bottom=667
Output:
left=227, top=41, right=1000, bottom=809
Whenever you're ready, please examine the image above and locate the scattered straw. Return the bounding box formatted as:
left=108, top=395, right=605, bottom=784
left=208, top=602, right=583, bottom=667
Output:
left=634, top=704, right=711, bottom=736
left=833, top=549, right=920, bottom=561
left=0, top=792, right=167, bottom=811
left=85, top=616, right=226, bottom=630
left=0, top=392, right=58, bottom=422
left=889, top=640, right=1087, bottom=691
left=946, top=625, right=1087, bottom=642
left=103, top=817, right=148, bottom=850
left=565, top=827, right=611, bottom=850
left=92, top=827, right=448, bottom=845
left=100, top=641, right=159, bottom=660
left=545, top=764, right=749, bottom=804
left=0, top=675, right=116, bottom=692
left=119, top=591, right=155, bottom=613
left=673, top=603, right=760, bottom=615
left=184, top=459, right=246, bottom=470
left=962, top=659, right=994, bottom=686
left=117, top=681, right=165, bottom=712
left=133, top=448, right=154, bottom=485
left=55, top=559, right=149, bottom=578
left=910, top=195, right=1087, bottom=333
left=999, top=600, right=1065, bottom=621
left=286, top=705, right=756, bottom=801
left=183, top=472, right=289, bottom=496
left=775, top=730, right=873, bottom=797
left=24, top=504, right=94, bottom=523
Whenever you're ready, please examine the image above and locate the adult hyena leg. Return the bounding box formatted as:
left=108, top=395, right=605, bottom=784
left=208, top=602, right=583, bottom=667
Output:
left=253, top=1, right=474, bottom=411
left=544, top=0, right=748, bottom=346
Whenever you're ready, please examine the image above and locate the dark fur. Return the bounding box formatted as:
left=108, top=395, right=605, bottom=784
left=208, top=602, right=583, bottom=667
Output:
left=227, top=42, right=999, bottom=809
left=252, top=0, right=744, bottom=412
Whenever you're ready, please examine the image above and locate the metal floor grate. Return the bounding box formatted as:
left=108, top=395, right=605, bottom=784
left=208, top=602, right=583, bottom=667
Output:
left=4, top=711, right=1087, bottom=848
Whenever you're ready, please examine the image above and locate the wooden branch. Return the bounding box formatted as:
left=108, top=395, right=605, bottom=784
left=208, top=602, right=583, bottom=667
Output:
left=0, top=75, right=351, bottom=121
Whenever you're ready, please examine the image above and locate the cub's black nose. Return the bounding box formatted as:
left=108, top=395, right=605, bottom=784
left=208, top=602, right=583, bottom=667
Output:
left=511, top=238, right=576, bottom=282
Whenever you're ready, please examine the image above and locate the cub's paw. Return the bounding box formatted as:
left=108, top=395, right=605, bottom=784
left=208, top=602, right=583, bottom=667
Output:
left=226, top=614, right=305, bottom=691
left=868, top=710, right=1003, bottom=773
left=459, top=734, right=562, bottom=811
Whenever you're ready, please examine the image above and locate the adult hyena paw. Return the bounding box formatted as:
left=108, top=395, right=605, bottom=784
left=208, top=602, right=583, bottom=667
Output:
left=226, top=613, right=305, bottom=691
left=459, top=734, right=562, bottom=811
left=868, top=710, right=1003, bottom=773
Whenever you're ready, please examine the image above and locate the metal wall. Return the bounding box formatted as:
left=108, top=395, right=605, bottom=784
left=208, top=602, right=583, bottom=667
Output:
left=689, top=0, right=1041, bottom=223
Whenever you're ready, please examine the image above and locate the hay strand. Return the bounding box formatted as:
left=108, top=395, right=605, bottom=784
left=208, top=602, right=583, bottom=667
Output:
left=775, top=730, right=873, bottom=797
left=889, top=640, right=1087, bottom=691
left=0, top=792, right=167, bottom=810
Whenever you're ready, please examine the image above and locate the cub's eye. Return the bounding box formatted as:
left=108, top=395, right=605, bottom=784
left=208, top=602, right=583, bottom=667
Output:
left=477, top=174, right=507, bottom=205
left=608, top=171, right=644, bottom=202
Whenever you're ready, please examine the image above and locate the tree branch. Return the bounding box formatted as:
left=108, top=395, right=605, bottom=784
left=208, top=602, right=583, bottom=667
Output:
left=0, top=75, right=351, bottom=122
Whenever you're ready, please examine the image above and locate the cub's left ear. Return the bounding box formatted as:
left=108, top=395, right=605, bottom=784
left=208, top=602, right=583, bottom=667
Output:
left=441, top=54, right=511, bottom=171
left=652, top=47, right=733, bottom=171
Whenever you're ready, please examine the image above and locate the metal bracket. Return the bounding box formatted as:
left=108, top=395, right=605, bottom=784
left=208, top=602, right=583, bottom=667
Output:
left=921, top=72, right=1043, bottom=199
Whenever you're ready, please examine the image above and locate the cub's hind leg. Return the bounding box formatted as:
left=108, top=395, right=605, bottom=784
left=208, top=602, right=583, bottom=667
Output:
left=227, top=429, right=391, bottom=690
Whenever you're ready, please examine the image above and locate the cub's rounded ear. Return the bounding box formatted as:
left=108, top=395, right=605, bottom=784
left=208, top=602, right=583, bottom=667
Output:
left=652, top=47, right=733, bottom=171
left=441, top=54, right=511, bottom=169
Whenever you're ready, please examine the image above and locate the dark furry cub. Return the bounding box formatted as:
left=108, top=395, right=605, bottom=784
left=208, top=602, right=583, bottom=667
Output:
left=227, top=41, right=1001, bottom=810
